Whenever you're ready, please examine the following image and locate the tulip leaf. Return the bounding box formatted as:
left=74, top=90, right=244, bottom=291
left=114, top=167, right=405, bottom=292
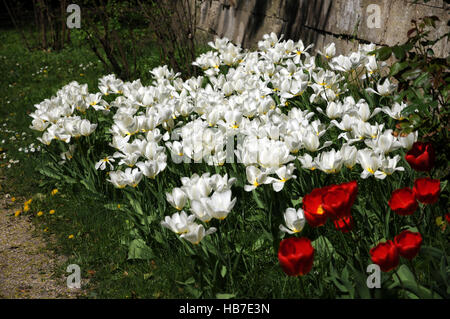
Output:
left=420, top=245, right=443, bottom=259
left=394, top=265, right=441, bottom=299
left=252, top=190, right=266, bottom=210
left=127, top=238, right=154, bottom=260
left=312, top=236, right=339, bottom=260
left=126, top=193, right=144, bottom=215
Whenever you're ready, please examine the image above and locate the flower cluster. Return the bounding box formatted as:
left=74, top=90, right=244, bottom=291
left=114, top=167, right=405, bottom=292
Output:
left=389, top=177, right=441, bottom=216
left=302, top=180, right=358, bottom=232
left=370, top=230, right=423, bottom=272
left=30, top=33, right=419, bottom=193
left=161, top=173, right=236, bottom=244
left=29, top=81, right=98, bottom=147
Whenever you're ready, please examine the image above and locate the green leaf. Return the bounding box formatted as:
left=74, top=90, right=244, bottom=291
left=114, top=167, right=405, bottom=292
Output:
left=291, top=197, right=302, bottom=207
left=63, top=176, right=77, bottom=184
left=396, top=264, right=415, bottom=282
left=312, top=236, right=336, bottom=258
left=176, top=277, right=195, bottom=286
left=394, top=265, right=441, bottom=299
left=376, top=47, right=393, bottom=61
left=412, top=71, right=429, bottom=87
left=143, top=272, right=154, bottom=280
left=216, top=293, right=236, bottom=299
left=390, top=62, right=409, bottom=76
left=80, top=179, right=96, bottom=193
left=392, top=45, right=406, bottom=60
left=126, top=193, right=144, bottom=215
left=402, top=68, right=422, bottom=81
left=252, top=237, right=265, bottom=251
left=127, top=238, right=154, bottom=260
left=421, top=245, right=444, bottom=259
left=400, top=225, right=419, bottom=233
left=220, top=265, right=227, bottom=278
left=252, top=190, right=266, bottom=210
left=39, top=167, right=61, bottom=180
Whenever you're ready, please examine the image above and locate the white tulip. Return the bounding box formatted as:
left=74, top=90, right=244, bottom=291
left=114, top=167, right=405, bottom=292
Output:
left=279, top=208, right=306, bottom=234
left=206, top=190, right=237, bottom=220
left=161, top=211, right=196, bottom=234
left=180, top=224, right=217, bottom=245
left=166, top=188, right=188, bottom=211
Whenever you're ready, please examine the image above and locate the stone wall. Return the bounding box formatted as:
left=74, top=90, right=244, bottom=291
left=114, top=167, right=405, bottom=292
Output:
left=195, top=0, right=449, bottom=57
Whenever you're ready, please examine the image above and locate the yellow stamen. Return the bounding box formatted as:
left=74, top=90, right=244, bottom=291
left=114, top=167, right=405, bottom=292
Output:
left=316, top=205, right=325, bottom=215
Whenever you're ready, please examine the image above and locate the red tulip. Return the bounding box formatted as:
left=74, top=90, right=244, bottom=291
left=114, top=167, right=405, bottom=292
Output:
left=394, top=230, right=423, bottom=260
left=322, top=187, right=351, bottom=220
left=302, top=187, right=329, bottom=227
left=446, top=213, right=450, bottom=224
left=333, top=216, right=354, bottom=233
left=388, top=188, right=418, bottom=216
left=413, top=178, right=440, bottom=204
left=278, top=237, right=314, bottom=276
left=339, top=180, right=358, bottom=207
left=370, top=240, right=399, bottom=272
left=405, top=142, right=435, bottom=172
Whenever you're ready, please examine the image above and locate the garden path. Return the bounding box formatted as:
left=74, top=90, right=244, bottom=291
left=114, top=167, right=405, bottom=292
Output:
left=0, top=176, right=80, bottom=299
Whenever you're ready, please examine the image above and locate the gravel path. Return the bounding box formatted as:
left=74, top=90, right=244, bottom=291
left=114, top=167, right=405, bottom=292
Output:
left=0, top=191, right=81, bottom=299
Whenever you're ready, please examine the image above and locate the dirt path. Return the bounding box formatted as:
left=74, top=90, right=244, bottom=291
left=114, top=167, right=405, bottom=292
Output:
left=0, top=191, right=81, bottom=299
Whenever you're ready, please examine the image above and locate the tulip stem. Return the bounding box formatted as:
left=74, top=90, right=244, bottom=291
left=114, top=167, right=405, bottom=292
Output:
left=297, top=275, right=307, bottom=298
left=281, top=276, right=288, bottom=297
left=407, top=259, right=421, bottom=292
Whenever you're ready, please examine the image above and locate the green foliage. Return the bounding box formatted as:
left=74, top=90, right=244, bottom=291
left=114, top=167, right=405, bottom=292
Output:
left=372, top=15, right=449, bottom=178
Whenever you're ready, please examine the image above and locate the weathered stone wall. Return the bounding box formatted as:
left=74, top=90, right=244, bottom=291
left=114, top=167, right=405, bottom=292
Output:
left=195, top=0, right=449, bottom=57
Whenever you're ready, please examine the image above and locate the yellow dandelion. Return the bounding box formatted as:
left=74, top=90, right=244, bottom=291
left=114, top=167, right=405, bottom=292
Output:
left=49, top=209, right=55, bottom=215
left=44, top=227, right=49, bottom=232
left=37, top=211, right=43, bottom=217
left=436, top=216, right=444, bottom=227
left=11, top=197, right=16, bottom=202
left=25, top=198, right=32, bottom=205
left=14, top=210, right=21, bottom=217
left=23, top=205, right=30, bottom=212
left=68, top=234, right=74, bottom=239
left=51, top=189, right=58, bottom=196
